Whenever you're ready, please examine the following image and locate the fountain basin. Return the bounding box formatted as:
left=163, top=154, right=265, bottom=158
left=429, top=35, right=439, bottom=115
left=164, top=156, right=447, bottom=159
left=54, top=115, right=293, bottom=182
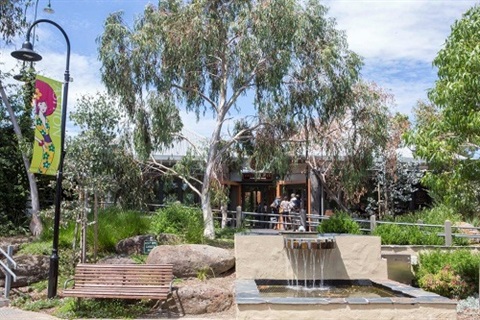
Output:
left=235, top=233, right=457, bottom=319
left=235, top=278, right=457, bottom=320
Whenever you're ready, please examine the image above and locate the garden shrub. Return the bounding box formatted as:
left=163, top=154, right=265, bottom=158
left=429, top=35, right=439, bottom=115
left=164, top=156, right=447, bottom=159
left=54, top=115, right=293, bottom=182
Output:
left=317, top=211, right=361, bottom=234
left=150, top=204, right=204, bottom=243
left=415, top=250, right=480, bottom=299
left=418, top=265, right=471, bottom=299
left=373, top=223, right=444, bottom=245
left=36, top=206, right=150, bottom=255
left=89, top=207, right=151, bottom=252
left=373, top=204, right=469, bottom=246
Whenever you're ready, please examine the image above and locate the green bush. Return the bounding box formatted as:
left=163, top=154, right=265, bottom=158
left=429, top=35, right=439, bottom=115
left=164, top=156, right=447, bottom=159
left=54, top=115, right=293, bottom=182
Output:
left=317, top=211, right=361, bottom=234
left=150, top=204, right=204, bottom=243
left=415, top=249, right=480, bottom=299
left=414, top=204, right=462, bottom=225
left=373, top=223, right=444, bottom=245
left=89, top=207, right=151, bottom=252
left=53, top=298, right=150, bottom=319
left=41, top=206, right=150, bottom=253
left=373, top=204, right=469, bottom=246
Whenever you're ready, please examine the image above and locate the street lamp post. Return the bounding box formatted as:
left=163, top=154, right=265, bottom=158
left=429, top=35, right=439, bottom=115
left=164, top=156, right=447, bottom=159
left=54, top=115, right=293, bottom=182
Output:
left=11, top=18, right=70, bottom=299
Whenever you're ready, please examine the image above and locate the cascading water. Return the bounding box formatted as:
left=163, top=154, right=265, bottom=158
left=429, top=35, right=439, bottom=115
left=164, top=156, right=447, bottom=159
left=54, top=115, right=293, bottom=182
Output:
left=283, top=235, right=335, bottom=290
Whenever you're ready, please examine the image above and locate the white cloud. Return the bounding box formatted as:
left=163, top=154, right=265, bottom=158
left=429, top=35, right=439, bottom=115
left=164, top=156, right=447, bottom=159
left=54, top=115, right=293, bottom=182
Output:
left=326, top=0, right=475, bottom=63
left=324, top=0, right=478, bottom=117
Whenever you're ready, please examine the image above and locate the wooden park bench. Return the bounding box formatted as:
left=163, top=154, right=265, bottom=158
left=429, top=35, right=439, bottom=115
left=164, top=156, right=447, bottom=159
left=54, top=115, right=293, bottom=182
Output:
left=62, top=263, right=174, bottom=303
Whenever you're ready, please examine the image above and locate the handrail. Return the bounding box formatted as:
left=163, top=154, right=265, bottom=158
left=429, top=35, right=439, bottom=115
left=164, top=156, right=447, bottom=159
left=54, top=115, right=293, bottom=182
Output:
left=1, top=245, right=17, bottom=299
left=211, top=207, right=480, bottom=247
left=0, top=260, right=17, bottom=281
left=0, top=247, right=17, bottom=268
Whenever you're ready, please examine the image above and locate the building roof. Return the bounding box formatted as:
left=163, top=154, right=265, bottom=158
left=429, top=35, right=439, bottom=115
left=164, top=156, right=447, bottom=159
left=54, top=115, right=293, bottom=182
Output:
left=152, top=129, right=207, bottom=162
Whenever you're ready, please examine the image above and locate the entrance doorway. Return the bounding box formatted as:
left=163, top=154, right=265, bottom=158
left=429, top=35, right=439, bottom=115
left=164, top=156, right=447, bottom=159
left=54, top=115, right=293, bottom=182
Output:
left=241, top=184, right=276, bottom=213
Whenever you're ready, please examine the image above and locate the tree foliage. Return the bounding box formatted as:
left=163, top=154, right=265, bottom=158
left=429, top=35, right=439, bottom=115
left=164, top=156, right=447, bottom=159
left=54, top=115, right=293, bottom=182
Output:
left=0, top=0, right=27, bottom=43
left=0, top=93, right=30, bottom=234
left=405, top=6, right=480, bottom=216
left=64, top=93, right=149, bottom=209
left=367, top=113, right=424, bottom=217
left=1, top=0, right=48, bottom=236
left=304, top=81, right=392, bottom=211
left=98, top=0, right=362, bottom=238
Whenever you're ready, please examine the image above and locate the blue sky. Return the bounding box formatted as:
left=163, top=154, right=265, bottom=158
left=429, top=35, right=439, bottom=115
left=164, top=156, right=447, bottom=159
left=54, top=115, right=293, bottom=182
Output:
left=2, top=0, right=479, bottom=137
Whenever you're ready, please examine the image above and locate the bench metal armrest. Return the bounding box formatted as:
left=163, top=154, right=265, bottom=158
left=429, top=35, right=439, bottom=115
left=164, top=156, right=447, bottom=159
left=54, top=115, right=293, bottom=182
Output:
left=63, top=277, right=75, bottom=289
left=169, top=277, right=176, bottom=293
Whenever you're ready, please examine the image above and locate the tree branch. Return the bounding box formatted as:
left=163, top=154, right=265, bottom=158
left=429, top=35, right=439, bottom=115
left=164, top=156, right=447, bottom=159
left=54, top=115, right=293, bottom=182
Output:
left=146, top=155, right=203, bottom=197
left=172, top=83, right=218, bottom=113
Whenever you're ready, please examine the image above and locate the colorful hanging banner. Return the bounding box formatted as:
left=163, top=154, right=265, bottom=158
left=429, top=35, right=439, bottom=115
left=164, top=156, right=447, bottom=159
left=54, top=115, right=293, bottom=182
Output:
left=29, top=75, right=63, bottom=175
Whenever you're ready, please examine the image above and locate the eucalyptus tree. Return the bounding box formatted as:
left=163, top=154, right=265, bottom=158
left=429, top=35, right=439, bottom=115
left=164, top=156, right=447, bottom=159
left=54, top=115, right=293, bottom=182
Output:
left=98, top=0, right=361, bottom=238
left=0, top=0, right=45, bottom=236
left=304, top=82, right=392, bottom=212
left=0, top=0, right=27, bottom=42
left=0, top=92, right=30, bottom=234
left=405, top=6, right=480, bottom=217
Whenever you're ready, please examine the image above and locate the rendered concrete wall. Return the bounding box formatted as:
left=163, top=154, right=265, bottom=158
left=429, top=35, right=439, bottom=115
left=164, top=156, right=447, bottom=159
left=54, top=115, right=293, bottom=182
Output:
left=235, top=234, right=388, bottom=280
left=236, top=302, right=457, bottom=320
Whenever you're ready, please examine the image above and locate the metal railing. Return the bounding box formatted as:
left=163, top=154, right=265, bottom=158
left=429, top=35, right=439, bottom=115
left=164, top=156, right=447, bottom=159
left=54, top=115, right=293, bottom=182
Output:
left=211, top=206, right=480, bottom=246
left=0, top=245, right=17, bottom=299
left=103, top=202, right=480, bottom=247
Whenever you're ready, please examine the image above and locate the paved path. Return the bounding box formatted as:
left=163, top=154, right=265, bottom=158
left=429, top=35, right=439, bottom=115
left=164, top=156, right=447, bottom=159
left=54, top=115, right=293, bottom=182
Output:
left=0, top=307, right=59, bottom=320
left=0, top=307, right=235, bottom=319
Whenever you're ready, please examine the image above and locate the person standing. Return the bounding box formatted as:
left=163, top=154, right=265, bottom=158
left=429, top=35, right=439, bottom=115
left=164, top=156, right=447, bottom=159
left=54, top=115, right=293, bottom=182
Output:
left=270, top=196, right=281, bottom=230
left=280, top=196, right=291, bottom=230
left=289, top=193, right=300, bottom=230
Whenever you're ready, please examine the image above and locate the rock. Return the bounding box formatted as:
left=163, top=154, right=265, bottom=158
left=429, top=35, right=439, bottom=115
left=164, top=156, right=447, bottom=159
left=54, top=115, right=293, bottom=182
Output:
left=97, top=255, right=137, bottom=264
left=454, top=222, right=480, bottom=243
left=146, top=244, right=235, bottom=278
left=174, top=277, right=234, bottom=314
left=0, top=254, right=49, bottom=288
left=116, top=234, right=182, bottom=255
left=0, top=236, right=34, bottom=255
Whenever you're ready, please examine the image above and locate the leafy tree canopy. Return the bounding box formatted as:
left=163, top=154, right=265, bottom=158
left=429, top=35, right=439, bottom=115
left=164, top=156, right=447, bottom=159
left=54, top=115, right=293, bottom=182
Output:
left=65, top=93, right=150, bottom=209
left=98, top=0, right=363, bottom=238
left=405, top=5, right=480, bottom=216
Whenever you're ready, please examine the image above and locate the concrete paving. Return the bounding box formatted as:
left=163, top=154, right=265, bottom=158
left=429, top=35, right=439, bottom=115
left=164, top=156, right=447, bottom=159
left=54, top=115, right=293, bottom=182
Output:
left=0, top=306, right=235, bottom=319
left=0, top=307, right=59, bottom=320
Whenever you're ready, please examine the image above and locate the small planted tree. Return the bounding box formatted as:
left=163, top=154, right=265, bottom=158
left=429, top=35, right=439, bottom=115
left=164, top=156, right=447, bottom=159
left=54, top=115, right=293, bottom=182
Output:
left=64, top=93, right=147, bottom=260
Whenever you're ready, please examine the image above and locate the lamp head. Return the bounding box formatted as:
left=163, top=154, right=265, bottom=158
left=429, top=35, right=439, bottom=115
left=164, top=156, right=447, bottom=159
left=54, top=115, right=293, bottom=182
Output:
left=13, top=72, right=27, bottom=82
left=11, top=41, right=42, bottom=62
left=43, top=1, right=55, bottom=14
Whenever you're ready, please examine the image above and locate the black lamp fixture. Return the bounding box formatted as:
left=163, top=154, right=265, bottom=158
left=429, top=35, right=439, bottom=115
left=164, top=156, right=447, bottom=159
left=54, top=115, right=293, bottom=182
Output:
left=11, top=41, right=43, bottom=62
left=11, top=18, right=70, bottom=299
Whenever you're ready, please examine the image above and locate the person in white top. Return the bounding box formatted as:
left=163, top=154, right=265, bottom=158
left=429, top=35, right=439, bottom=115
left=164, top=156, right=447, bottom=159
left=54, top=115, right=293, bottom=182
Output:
left=279, top=196, right=291, bottom=230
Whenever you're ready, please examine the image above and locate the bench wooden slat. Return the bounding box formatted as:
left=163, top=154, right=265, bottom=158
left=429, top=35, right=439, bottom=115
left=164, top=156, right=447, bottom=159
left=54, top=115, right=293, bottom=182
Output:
left=61, top=263, right=174, bottom=301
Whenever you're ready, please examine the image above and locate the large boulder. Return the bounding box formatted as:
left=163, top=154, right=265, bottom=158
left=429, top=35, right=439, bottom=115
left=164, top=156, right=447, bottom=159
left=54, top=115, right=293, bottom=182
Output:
left=146, top=244, right=234, bottom=278
left=116, top=234, right=182, bottom=255
left=0, top=236, right=34, bottom=255
left=0, top=254, right=49, bottom=288
left=97, top=255, right=137, bottom=264
left=174, top=277, right=234, bottom=314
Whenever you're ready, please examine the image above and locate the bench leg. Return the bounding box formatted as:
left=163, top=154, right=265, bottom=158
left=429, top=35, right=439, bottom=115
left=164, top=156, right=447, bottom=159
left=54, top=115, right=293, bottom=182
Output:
left=73, top=297, right=82, bottom=311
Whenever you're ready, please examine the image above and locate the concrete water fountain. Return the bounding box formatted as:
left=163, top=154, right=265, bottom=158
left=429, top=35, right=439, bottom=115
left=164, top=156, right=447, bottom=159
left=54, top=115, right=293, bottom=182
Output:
left=234, top=232, right=457, bottom=320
